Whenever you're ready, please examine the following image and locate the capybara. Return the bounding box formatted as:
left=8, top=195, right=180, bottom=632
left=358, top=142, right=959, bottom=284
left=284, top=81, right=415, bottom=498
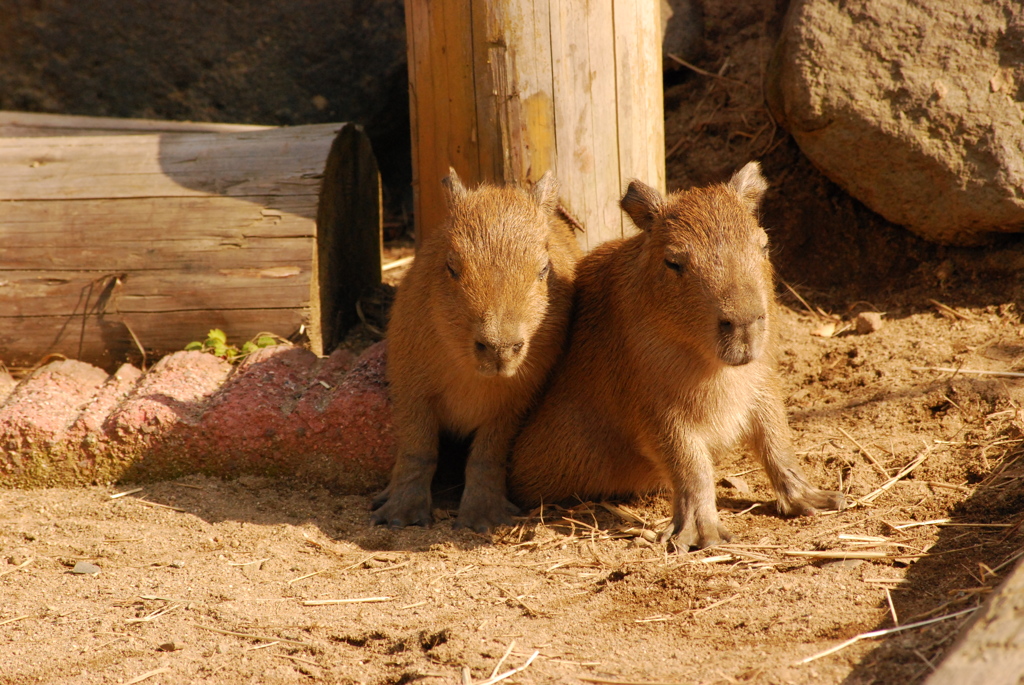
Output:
left=509, top=162, right=845, bottom=549
left=373, top=168, right=582, bottom=532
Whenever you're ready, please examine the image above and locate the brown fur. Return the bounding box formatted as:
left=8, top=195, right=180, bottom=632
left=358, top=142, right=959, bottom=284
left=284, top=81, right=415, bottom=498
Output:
left=509, top=162, right=844, bottom=549
left=373, top=168, right=582, bottom=532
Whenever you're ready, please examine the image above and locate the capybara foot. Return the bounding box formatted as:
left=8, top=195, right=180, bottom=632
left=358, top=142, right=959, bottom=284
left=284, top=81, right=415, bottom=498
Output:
left=369, top=487, right=432, bottom=528
left=453, top=497, right=520, bottom=533
left=658, top=516, right=732, bottom=552
left=369, top=485, right=391, bottom=511
left=778, top=489, right=846, bottom=517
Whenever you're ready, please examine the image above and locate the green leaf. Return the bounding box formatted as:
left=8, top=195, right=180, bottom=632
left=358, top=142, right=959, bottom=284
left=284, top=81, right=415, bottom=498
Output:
left=206, top=328, right=228, bottom=345
left=256, top=335, right=277, bottom=348
left=184, top=341, right=203, bottom=351
left=241, top=341, right=258, bottom=354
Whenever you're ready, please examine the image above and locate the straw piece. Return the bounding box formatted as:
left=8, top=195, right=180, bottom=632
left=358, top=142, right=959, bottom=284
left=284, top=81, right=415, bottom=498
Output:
left=794, top=606, right=978, bottom=665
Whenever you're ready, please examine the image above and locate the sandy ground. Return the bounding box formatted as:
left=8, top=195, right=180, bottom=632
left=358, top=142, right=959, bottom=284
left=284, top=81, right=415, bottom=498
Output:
left=4, top=1, right=1024, bottom=684
left=3, top=296, right=1024, bottom=685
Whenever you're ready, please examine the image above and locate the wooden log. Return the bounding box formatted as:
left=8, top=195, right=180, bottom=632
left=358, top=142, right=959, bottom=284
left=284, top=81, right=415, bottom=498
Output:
left=924, top=554, right=1024, bottom=685
left=0, top=115, right=381, bottom=370
left=405, top=0, right=665, bottom=251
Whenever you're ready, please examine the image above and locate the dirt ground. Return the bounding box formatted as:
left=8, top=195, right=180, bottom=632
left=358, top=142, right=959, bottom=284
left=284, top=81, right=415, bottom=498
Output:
left=4, top=1, right=1024, bottom=684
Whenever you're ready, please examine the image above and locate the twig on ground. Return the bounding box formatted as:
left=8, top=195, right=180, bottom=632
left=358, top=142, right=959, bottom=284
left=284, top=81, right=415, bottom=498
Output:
left=301, top=597, right=391, bottom=606
left=666, top=53, right=752, bottom=88
left=0, top=558, right=33, bottom=578
left=837, top=427, right=890, bottom=477
left=912, top=366, right=1024, bottom=378
left=192, top=624, right=315, bottom=647
left=794, top=606, right=978, bottom=665
left=109, top=487, right=144, bottom=499
left=476, top=650, right=540, bottom=685
left=489, top=640, right=516, bottom=679
left=858, top=446, right=933, bottom=505
left=123, top=668, right=171, bottom=685
left=0, top=615, right=31, bottom=627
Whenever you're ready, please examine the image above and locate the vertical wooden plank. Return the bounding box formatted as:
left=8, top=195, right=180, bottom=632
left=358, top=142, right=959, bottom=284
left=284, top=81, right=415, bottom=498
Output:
left=614, top=0, right=666, bottom=202
left=441, top=0, right=480, bottom=185
left=549, top=0, right=600, bottom=252
left=586, top=0, right=624, bottom=244
left=406, top=0, right=665, bottom=251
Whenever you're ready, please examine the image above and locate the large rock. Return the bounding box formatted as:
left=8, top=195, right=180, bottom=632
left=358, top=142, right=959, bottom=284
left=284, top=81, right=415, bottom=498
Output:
left=767, top=0, right=1024, bottom=245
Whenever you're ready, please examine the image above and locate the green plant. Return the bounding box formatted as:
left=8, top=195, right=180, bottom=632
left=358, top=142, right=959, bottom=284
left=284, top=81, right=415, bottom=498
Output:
left=184, top=329, right=286, bottom=363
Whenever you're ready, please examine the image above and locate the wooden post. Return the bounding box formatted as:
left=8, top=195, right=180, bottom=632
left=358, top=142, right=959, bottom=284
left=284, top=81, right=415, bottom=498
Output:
left=405, top=0, right=665, bottom=251
left=0, top=114, right=381, bottom=370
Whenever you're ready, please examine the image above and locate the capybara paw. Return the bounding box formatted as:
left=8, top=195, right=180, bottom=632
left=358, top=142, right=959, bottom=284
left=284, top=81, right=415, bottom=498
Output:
left=369, top=487, right=391, bottom=511
left=453, top=498, right=519, bottom=534
left=369, top=493, right=432, bottom=528
left=779, top=489, right=847, bottom=517
left=658, top=518, right=731, bottom=552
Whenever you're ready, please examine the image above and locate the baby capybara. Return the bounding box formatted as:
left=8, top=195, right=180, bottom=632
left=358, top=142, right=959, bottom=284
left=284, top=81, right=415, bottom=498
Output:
left=510, top=162, right=844, bottom=549
left=373, top=168, right=581, bottom=532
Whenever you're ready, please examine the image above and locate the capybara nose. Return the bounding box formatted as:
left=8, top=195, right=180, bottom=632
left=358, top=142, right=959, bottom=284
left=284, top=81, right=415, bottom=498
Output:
left=475, top=338, right=525, bottom=360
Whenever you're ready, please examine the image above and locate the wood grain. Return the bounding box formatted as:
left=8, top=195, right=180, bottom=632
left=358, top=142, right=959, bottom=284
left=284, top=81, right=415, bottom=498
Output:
left=0, top=116, right=381, bottom=369
left=406, top=0, right=665, bottom=250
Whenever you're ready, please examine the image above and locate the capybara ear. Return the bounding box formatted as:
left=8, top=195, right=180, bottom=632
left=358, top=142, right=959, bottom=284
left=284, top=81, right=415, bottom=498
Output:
left=620, top=180, right=665, bottom=232
left=441, top=167, right=468, bottom=207
left=728, top=161, right=768, bottom=214
left=532, top=171, right=559, bottom=214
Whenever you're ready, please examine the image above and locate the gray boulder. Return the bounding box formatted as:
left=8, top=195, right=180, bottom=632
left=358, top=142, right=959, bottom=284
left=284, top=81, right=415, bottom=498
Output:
left=767, top=0, right=1024, bottom=245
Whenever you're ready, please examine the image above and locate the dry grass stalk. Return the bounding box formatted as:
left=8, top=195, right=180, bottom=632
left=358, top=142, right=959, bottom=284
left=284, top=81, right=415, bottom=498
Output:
left=783, top=550, right=891, bottom=560
left=489, top=640, right=516, bottom=679
left=887, top=518, right=951, bottom=530
left=109, top=487, right=144, bottom=499
left=0, top=557, right=33, bottom=578
left=244, top=640, right=280, bottom=651
left=912, top=366, right=1024, bottom=378
left=0, top=615, right=31, bottom=627
left=780, top=281, right=827, bottom=320
left=130, top=498, right=187, bottom=512
left=227, top=557, right=270, bottom=567
left=287, top=569, right=329, bottom=585
left=475, top=650, right=540, bottom=685
left=123, top=667, right=171, bottom=685
left=858, top=447, right=933, bottom=505
left=927, top=299, right=971, bottom=320
left=666, top=53, right=751, bottom=88
left=578, top=676, right=691, bottom=685
left=273, top=653, right=320, bottom=668
left=885, top=588, right=899, bottom=626
left=192, top=624, right=315, bottom=647
left=382, top=255, right=415, bottom=272
left=125, top=604, right=181, bottom=624
left=793, top=606, right=978, bottom=665
left=836, top=427, right=890, bottom=478
left=301, top=597, right=391, bottom=606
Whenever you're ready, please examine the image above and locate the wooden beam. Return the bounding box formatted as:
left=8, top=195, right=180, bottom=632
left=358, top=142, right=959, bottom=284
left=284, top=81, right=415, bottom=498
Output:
left=0, top=115, right=381, bottom=369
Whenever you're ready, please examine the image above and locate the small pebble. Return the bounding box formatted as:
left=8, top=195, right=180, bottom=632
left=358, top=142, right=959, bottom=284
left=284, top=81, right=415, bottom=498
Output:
left=170, top=560, right=186, bottom=569
left=71, top=561, right=101, bottom=575
left=158, top=641, right=183, bottom=652
left=855, top=311, right=884, bottom=334
left=720, top=475, right=751, bottom=493
left=823, top=558, right=866, bottom=569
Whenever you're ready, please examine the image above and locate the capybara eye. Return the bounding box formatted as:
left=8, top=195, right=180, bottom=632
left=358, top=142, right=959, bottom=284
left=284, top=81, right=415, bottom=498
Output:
left=447, top=262, right=459, bottom=280
left=538, top=261, right=551, bottom=281
left=664, top=259, right=683, bottom=274
left=475, top=341, right=487, bottom=353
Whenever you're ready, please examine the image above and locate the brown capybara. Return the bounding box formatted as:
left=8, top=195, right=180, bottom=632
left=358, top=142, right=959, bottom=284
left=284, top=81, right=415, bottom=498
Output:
left=372, top=168, right=582, bottom=532
left=509, top=162, right=845, bottom=549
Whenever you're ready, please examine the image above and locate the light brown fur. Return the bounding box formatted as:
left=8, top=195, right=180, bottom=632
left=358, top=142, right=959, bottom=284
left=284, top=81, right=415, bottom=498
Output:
left=373, top=169, right=582, bottom=532
left=509, top=162, right=844, bottom=549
